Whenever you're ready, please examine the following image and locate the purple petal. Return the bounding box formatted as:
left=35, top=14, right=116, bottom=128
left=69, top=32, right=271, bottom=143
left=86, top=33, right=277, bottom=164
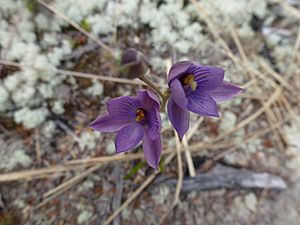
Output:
left=167, top=97, right=190, bottom=139
left=107, top=96, right=141, bottom=119
left=137, top=89, right=160, bottom=111
left=142, top=133, right=162, bottom=169
left=208, top=81, right=244, bottom=102
left=191, top=66, right=225, bottom=92
left=115, top=124, right=144, bottom=153
left=188, top=92, right=219, bottom=117
left=147, top=109, right=162, bottom=140
left=170, top=79, right=188, bottom=109
left=168, top=61, right=193, bottom=83
left=89, top=114, right=130, bottom=132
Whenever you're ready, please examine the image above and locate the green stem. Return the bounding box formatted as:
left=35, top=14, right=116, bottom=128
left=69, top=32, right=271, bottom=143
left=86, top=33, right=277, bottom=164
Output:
left=138, top=74, right=164, bottom=98
left=160, top=90, right=170, bottom=112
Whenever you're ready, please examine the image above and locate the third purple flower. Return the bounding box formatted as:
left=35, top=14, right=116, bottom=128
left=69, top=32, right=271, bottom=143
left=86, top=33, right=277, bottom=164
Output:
left=167, top=61, right=244, bottom=139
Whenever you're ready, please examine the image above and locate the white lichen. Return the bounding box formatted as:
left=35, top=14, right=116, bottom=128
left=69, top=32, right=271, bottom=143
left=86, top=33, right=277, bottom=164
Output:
left=79, top=131, right=100, bottom=150
left=14, top=107, right=48, bottom=129
left=1, top=149, right=32, bottom=171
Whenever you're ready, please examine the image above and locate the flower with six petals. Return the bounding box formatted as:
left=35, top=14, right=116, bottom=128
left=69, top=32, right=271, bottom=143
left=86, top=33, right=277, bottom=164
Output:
left=167, top=61, right=243, bottom=139
left=90, top=90, right=162, bottom=169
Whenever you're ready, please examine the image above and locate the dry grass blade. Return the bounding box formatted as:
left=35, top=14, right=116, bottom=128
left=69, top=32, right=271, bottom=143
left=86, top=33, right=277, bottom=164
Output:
left=37, top=0, right=116, bottom=57
left=42, top=166, right=100, bottom=199
left=256, top=58, right=293, bottom=91
left=182, top=136, right=196, bottom=177
left=293, top=25, right=300, bottom=60
left=214, top=88, right=281, bottom=142
left=274, top=0, right=300, bottom=20
left=0, top=165, right=87, bottom=182
left=0, top=59, right=146, bottom=86
left=34, top=128, right=42, bottom=164
left=173, top=133, right=184, bottom=206
left=33, top=166, right=101, bottom=210
left=182, top=117, right=203, bottom=177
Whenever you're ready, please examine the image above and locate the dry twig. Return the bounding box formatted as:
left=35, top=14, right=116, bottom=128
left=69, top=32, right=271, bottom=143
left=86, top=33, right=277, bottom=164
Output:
left=37, top=0, right=116, bottom=57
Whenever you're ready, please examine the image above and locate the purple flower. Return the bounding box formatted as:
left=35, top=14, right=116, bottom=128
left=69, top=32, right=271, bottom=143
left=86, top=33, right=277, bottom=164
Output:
left=167, top=61, right=243, bottom=139
left=90, top=90, right=162, bottom=169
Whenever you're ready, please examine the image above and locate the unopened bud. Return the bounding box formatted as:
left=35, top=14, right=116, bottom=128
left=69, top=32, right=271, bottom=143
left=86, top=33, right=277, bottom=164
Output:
left=119, top=48, right=149, bottom=78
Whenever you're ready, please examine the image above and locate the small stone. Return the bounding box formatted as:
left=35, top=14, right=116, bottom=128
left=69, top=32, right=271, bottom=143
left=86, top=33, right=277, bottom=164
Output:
left=244, top=193, right=257, bottom=212
left=77, top=211, right=92, bottom=224
left=133, top=209, right=144, bottom=222
left=121, top=208, right=131, bottom=220
left=220, top=111, right=237, bottom=132
left=105, top=140, right=115, bottom=155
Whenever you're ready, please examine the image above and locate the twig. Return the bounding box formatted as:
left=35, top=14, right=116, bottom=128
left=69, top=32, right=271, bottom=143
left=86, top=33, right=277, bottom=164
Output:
left=34, top=128, right=42, bottom=164
left=42, top=166, right=100, bottom=199
left=34, top=166, right=100, bottom=210
left=164, top=164, right=287, bottom=191
left=274, top=0, right=300, bottom=20
left=173, top=133, right=183, bottom=206
left=256, top=58, right=293, bottom=91
left=182, top=136, right=196, bottom=177
left=112, top=164, right=123, bottom=225
left=181, top=117, right=203, bottom=178
left=293, top=25, right=300, bottom=61
left=0, top=59, right=146, bottom=86
left=37, top=0, right=116, bottom=58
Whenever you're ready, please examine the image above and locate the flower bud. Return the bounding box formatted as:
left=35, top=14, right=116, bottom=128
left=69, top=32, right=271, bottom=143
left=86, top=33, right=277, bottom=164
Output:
left=119, top=48, right=149, bottom=78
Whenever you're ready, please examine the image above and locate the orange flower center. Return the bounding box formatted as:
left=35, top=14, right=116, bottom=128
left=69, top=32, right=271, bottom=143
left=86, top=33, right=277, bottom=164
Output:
left=135, top=109, right=146, bottom=122
left=183, top=74, right=197, bottom=91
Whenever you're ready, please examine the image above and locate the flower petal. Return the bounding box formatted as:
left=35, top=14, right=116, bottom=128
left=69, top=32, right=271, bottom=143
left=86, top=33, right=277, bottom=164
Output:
left=137, top=89, right=160, bottom=111
left=147, top=109, right=162, bottom=140
left=107, top=96, right=141, bottom=119
left=188, top=92, right=219, bottom=117
left=167, top=97, right=190, bottom=139
left=208, top=81, right=244, bottom=102
left=168, top=61, right=193, bottom=83
left=170, top=79, right=188, bottom=109
left=89, top=114, right=130, bottom=132
left=192, top=66, right=225, bottom=92
left=115, top=124, right=144, bottom=153
left=142, top=133, right=161, bottom=169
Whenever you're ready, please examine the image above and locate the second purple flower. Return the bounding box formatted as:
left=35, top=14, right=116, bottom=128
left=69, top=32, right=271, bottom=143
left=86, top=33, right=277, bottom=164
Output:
left=90, top=90, right=162, bottom=169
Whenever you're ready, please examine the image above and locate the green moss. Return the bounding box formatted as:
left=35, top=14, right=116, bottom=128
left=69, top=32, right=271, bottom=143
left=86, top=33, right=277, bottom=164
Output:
left=80, top=19, right=91, bottom=32
left=25, top=0, right=39, bottom=13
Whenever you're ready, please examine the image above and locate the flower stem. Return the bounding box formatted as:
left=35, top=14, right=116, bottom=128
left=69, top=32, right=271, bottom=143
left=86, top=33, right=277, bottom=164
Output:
left=160, top=90, right=170, bottom=112
left=138, top=74, right=164, bottom=98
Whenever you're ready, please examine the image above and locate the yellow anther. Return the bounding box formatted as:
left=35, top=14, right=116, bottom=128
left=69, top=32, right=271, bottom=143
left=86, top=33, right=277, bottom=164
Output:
left=135, top=109, right=145, bottom=122
left=183, top=74, right=197, bottom=91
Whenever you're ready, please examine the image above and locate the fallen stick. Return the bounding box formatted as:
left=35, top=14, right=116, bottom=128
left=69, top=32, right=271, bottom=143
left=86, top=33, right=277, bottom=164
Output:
left=163, top=164, right=287, bottom=191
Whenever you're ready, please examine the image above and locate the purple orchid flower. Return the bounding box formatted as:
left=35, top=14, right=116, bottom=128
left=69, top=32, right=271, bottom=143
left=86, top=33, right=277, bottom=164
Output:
left=167, top=61, right=244, bottom=139
left=90, top=90, right=162, bottom=169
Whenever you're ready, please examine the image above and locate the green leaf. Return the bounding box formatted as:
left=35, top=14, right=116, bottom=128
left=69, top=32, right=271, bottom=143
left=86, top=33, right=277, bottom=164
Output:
left=125, top=161, right=146, bottom=179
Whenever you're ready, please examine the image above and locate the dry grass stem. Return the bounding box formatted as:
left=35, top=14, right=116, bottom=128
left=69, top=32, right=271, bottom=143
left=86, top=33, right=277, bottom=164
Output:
left=0, top=59, right=147, bottom=86
left=37, top=0, right=116, bottom=57
left=34, top=128, right=42, bottom=164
